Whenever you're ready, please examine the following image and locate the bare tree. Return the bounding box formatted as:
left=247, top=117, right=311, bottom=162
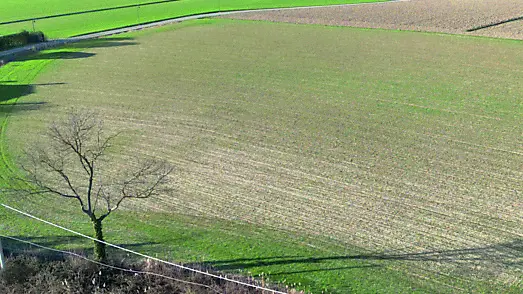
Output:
left=15, top=109, right=173, bottom=261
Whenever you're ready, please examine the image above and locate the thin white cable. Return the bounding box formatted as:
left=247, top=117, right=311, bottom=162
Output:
left=0, top=203, right=287, bottom=294
left=0, top=234, right=221, bottom=293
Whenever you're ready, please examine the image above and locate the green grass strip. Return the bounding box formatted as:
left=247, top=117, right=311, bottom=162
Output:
left=0, top=0, right=389, bottom=38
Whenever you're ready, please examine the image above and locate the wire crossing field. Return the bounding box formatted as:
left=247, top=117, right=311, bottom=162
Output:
left=0, top=0, right=387, bottom=38
left=2, top=19, right=523, bottom=292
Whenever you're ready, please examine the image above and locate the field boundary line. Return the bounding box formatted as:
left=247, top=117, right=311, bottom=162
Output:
left=0, top=0, right=181, bottom=26
left=1, top=0, right=406, bottom=26
left=0, top=203, right=287, bottom=294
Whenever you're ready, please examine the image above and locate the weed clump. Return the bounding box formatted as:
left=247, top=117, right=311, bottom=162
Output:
left=0, top=254, right=291, bottom=293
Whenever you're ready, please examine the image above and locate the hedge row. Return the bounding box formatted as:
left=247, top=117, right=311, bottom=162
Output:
left=0, top=31, right=46, bottom=51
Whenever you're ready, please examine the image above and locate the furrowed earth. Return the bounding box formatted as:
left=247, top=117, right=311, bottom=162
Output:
left=1, top=0, right=523, bottom=292
left=2, top=16, right=522, bottom=292
left=224, top=0, right=523, bottom=40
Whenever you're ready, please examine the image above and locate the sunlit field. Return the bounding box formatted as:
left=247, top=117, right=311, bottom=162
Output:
left=0, top=0, right=386, bottom=37
left=2, top=19, right=521, bottom=292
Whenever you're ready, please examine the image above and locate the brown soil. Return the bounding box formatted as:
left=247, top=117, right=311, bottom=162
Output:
left=222, top=0, right=523, bottom=40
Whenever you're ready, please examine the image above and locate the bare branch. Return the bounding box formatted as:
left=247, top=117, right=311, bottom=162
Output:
left=11, top=108, right=175, bottom=261
left=38, top=152, right=81, bottom=199
left=15, top=108, right=173, bottom=235
left=15, top=166, right=88, bottom=214
left=98, top=159, right=173, bottom=220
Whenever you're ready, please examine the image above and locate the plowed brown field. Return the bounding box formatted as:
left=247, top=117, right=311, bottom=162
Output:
left=223, top=0, right=523, bottom=40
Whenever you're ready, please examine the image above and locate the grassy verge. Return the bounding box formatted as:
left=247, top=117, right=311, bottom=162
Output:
left=0, top=55, right=56, bottom=187
left=1, top=0, right=389, bottom=38
left=1, top=199, right=427, bottom=293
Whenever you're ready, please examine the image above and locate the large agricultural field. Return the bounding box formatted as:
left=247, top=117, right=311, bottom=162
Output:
left=1, top=0, right=523, bottom=293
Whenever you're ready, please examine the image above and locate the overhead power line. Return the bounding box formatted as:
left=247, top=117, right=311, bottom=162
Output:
left=0, top=203, right=287, bottom=294
left=0, top=234, right=221, bottom=293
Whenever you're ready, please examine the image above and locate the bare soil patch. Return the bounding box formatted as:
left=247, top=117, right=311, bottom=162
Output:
left=222, top=0, right=523, bottom=40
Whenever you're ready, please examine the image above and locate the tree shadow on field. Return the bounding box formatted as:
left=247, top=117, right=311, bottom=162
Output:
left=17, top=51, right=96, bottom=61
left=68, top=37, right=139, bottom=49
left=2, top=37, right=138, bottom=68
left=0, top=101, right=49, bottom=115
left=0, top=82, right=64, bottom=113
left=1, top=235, right=159, bottom=260
left=202, top=239, right=523, bottom=276
left=16, top=37, right=141, bottom=63
left=0, top=84, right=34, bottom=102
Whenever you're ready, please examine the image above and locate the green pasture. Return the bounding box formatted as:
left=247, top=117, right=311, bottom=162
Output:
left=1, top=200, right=423, bottom=293
left=0, top=0, right=386, bottom=38
left=1, top=19, right=522, bottom=293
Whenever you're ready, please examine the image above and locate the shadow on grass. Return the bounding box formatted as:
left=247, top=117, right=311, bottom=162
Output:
left=17, top=51, right=96, bottom=61
left=0, top=82, right=65, bottom=114
left=0, top=82, right=65, bottom=102
left=0, top=84, right=34, bottom=102
left=0, top=101, right=48, bottom=114
left=1, top=235, right=159, bottom=260
left=202, top=239, right=523, bottom=275
left=7, top=37, right=138, bottom=64
left=69, top=37, right=139, bottom=49
left=0, top=38, right=138, bottom=111
left=269, top=265, right=380, bottom=276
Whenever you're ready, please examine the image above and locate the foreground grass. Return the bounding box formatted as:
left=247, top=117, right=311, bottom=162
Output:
left=1, top=197, right=424, bottom=293
left=1, top=19, right=522, bottom=293
left=0, top=0, right=387, bottom=38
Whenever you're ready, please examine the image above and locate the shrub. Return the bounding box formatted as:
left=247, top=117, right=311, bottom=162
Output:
left=0, top=31, right=46, bottom=51
left=0, top=254, right=291, bottom=293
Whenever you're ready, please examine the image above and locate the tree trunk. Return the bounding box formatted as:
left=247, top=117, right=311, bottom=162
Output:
left=92, top=218, right=106, bottom=262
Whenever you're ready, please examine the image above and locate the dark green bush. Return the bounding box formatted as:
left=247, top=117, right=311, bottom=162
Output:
left=0, top=31, right=46, bottom=51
